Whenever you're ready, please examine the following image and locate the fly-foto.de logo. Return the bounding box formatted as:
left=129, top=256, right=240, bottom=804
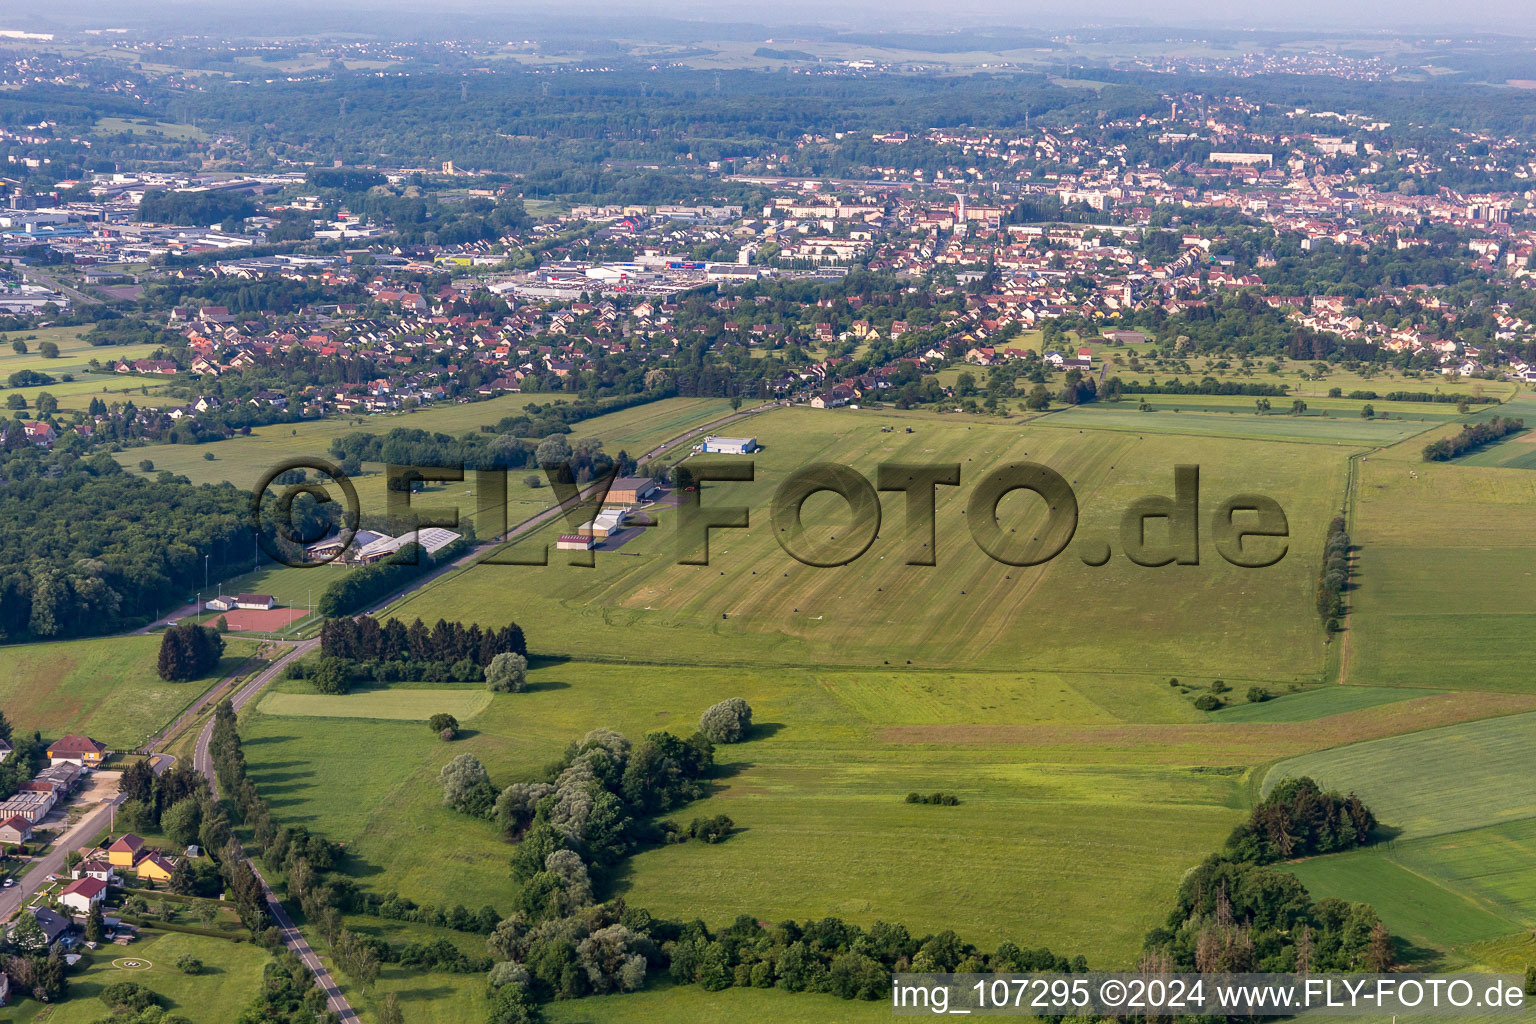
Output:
left=250, top=457, right=1289, bottom=572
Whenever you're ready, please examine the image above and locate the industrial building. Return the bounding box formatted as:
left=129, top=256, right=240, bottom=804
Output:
left=700, top=436, right=758, bottom=454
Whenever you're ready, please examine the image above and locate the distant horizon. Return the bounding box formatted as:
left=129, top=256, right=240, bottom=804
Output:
left=2, top=1, right=1533, bottom=38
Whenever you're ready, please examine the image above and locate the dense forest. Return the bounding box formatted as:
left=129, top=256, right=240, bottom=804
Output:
left=0, top=450, right=258, bottom=641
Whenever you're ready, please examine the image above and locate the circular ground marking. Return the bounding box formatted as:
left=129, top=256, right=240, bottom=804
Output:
left=112, top=958, right=152, bottom=971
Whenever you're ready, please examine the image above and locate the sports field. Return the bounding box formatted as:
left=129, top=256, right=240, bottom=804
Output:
left=0, top=634, right=255, bottom=749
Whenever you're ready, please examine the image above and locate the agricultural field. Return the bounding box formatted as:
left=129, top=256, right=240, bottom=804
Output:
left=1263, top=711, right=1536, bottom=840
left=1, top=371, right=179, bottom=413
left=259, top=687, right=493, bottom=721
left=1345, top=423, right=1536, bottom=691
left=223, top=397, right=1536, bottom=1020
left=1284, top=850, right=1521, bottom=959
left=241, top=653, right=1532, bottom=980
left=382, top=405, right=1347, bottom=680
left=1208, top=685, right=1433, bottom=723
left=0, top=634, right=256, bottom=749
left=1389, top=818, right=1536, bottom=928
left=0, top=931, right=271, bottom=1024
left=1049, top=398, right=1451, bottom=444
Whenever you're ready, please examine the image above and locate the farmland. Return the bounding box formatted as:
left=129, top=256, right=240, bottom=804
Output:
left=1263, top=711, right=1536, bottom=839
left=1284, top=850, right=1521, bottom=958
left=1343, top=398, right=1536, bottom=692
left=1208, top=685, right=1433, bottom=723
left=0, top=633, right=256, bottom=749
left=381, top=405, right=1348, bottom=679
left=1264, top=712, right=1536, bottom=960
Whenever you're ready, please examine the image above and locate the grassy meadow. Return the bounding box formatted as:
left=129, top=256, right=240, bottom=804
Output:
left=379, top=405, right=1347, bottom=680
left=202, top=388, right=1536, bottom=1019
left=0, top=932, right=271, bottom=1024
left=0, top=634, right=256, bottom=749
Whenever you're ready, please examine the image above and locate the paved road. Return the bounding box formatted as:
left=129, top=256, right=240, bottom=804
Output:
left=19, top=265, right=101, bottom=306
left=0, top=755, right=174, bottom=924
left=177, top=399, right=780, bottom=1020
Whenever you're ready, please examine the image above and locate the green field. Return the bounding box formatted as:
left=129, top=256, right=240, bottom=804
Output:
left=0, top=634, right=255, bottom=749
left=114, top=395, right=736, bottom=491
left=242, top=661, right=1256, bottom=968
left=1, top=931, right=270, bottom=1024
left=1285, top=850, right=1521, bottom=958
left=259, top=687, right=493, bottom=721
left=1264, top=711, right=1536, bottom=839
left=1389, top=818, right=1536, bottom=928
left=1209, top=685, right=1433, bottom=723
left=381, top=406, right=1346, bottom=679
left=1051, top=396, right=1458, bottom=445
left=205, top=390, right=1536, bottom=1020
left=1345, top=408, right=1536, bottom=692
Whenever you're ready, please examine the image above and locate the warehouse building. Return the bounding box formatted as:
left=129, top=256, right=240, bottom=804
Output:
left=700, top=436, right=758, bottom=454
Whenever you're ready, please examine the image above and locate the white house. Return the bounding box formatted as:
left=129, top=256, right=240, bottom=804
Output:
left=58, top=876, right=107, bottom=914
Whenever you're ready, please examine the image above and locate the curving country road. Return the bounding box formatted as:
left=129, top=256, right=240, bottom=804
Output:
left=181, top=399, right=778, bottom=1021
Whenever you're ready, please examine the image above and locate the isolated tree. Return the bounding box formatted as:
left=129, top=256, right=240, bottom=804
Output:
left=485, top=652, right=528, bottom=694
left=175, top=954, right=204, bottom=974
left=429, top=713, right=460, bottom=737
left=379, top=993, right=405, bottom=1024
left=535, top=434, right=572, bottom=468
left=698, top=698, right=753, bottom=744
left=441, top=753, right=496, bottom=816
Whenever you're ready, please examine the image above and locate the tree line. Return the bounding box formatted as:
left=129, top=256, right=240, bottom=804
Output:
left=314, top=540, right=467, bottom=619
left=1423, top=416, right=1525, bottom=461
left=1315, top=515, right=1351, bottom=632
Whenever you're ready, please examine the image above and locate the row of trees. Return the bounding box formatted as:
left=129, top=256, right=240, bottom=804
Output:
left=319, top=615, right=526, bottom=666
left=1315, top=515, right=1351, bottom=630
left=314, top=540, right=466, bottom=618
left=1423, top=416, right=1525, bottom=461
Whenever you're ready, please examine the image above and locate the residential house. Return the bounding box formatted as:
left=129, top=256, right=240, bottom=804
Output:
left=59, top=876, right=108, bottom=914
left=135, top=852, right=177, bottom=884
left=0, top=815, right=32, bottom=846
left=46, top=735, right=108, bottom=768
left=107, top=834, right=146, bottom=869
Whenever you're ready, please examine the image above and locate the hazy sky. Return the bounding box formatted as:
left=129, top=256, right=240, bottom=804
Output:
left=6, top=0, right=1533, bottom=35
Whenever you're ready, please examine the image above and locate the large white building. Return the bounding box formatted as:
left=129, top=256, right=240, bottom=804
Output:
left=700, top=436, right=758, bottom=454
